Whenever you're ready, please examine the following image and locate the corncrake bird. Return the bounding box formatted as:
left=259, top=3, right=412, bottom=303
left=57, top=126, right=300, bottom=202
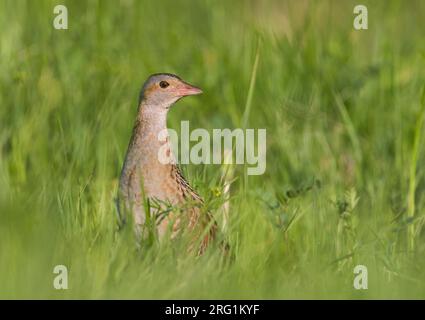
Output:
left=118, top=73, right=217, bottom=253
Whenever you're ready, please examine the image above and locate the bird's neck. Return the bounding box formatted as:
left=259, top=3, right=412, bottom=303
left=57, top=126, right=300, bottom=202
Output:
left=137, top=102, right=168, bottom=136
left=126, top=101, right=172, bottom=168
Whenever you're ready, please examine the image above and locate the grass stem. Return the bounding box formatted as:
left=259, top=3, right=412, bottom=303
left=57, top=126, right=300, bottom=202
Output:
left=407, top=87, right=425, bottom=252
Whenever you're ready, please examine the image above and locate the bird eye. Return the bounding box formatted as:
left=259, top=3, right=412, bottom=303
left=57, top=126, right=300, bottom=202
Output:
left=159, top=81, right=169, bottom=89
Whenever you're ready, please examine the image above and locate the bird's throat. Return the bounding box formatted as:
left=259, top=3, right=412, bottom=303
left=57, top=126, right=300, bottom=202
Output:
left=133, top=102, right=173, bottom=169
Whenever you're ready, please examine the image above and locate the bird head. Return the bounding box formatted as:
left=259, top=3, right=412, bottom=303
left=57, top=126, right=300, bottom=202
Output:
left=140, top=73, right=202, bottom=108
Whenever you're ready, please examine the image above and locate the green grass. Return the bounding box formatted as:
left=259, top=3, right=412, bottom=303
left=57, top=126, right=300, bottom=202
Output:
left=1, top=0, right=425, bottom=299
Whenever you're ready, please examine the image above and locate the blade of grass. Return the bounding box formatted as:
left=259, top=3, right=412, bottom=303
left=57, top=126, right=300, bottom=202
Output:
left=333, top=92, right=363, bottom=165
left=407, top=86, right=425, bottom=252
left=242, top=45, right=260, bottom=129
left=241, top=44, right=260, bottom=192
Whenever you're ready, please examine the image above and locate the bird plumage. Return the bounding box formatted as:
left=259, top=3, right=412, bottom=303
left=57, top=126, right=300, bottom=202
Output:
left=118, top=73, right=216, bottom=253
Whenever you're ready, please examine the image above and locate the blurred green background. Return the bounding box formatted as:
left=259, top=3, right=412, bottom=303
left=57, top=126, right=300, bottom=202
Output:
left=1, top=0, right=425, bottom=299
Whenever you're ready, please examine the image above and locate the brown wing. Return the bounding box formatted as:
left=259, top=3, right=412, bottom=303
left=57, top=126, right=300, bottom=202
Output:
left=170, top=165, right=218, bottom=254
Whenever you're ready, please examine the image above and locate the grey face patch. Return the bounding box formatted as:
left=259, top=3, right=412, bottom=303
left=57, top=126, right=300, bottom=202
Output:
left=139, top=73, right=183, bottom=105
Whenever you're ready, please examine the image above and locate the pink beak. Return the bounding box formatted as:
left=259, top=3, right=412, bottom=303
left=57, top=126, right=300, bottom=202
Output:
left=177, top=81, right=203, bottom=96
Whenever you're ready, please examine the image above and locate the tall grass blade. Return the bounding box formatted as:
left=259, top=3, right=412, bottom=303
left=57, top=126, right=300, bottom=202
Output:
left=407, top=86, right=425, bottom=252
